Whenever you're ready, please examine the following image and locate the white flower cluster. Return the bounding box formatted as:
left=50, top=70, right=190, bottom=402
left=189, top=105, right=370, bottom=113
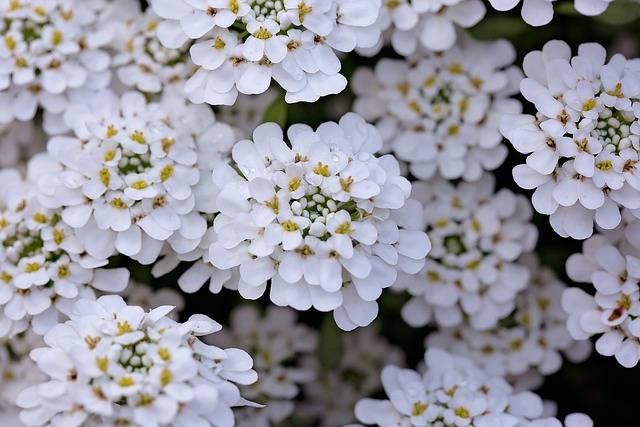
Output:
left=488, top=0, right=612, bottom=27
left=0, top=120, right=46, bottom=169
left=151, top=0, right=382, bottom=105
left=17, top=294, right=258, bottom=427
left=396, top=175, right=538, bottom=330
left=501, top=40, right=640, bottom=240
left=207, top=305, right=316, bottom=427
left=353, top=348, right=594, bottom=427
left=562, top=214, right=640, bottom=367
left=0, top=330, right=46, bottom=425
left=352, top=38, right=521, bottom=182
left=0, top=167, right=128, bottom=338
left=36, top=89, right=236, bottom=265
left=369, top=0, right=486, bottom=54
left=0, top=0, right=112, bottom=124
left=209, top=113, right=430, bottom=330
left=426, top=255, right=591, bottom=379
left=297, top=323, right=404, bottom=427
left=105, top=1, right=195, bottom=95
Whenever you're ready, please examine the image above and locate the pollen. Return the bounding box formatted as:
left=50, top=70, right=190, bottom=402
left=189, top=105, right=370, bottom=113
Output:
left=53, top=229, right=65, bottom=245
left=161, top=368, right=173, bottom=386
left=229, top=0, right=239, bottom=14
left=25, top=262, right=42, bottom=273
left=606, top=82, right=624, bottom=98
left=289, top=176, right=301, bottom=192
left=52, top=30, right=63, bottom=46
left=99, top=168, right=110, bottom=186
left=15, top=57, right=27, bottom=68
left=118, top=376, right=135, bottom=387
left=4, top=36, right=16, bottom=51
left=160, top=165, right=174, bottom=182
left=335, top=221, right=354, bottom=234
left=158, top=347, right=171, bottom=361
left=116, top=320, right=133, bottom=336
left=1, top=271, right=13, bottom=283
left=582, top=98, right=596, bottom=111
left=254, top=26, right=273, bottom=40
left=454, top=407, right=470, bottom=419
left=313, top=162, right=330, bottom=177
left=595, top=160, right=612, bottom=170
left=161, top=138, right=175, bottom=153
left=340, top=176, right=354, bottom=192
left=298, top=2, right=313, bottom=21
left=106, top=124, right=118, bottom=138
left=57, top=264, right=70, bottom=278
left=282, top=220, right=299, bottom=232
left=95, top=356, right=108, bottom=372
left=104, top=150, right=116, bottom=161
left=412, top=401, right=428, bottom=416
left=110, top=198, right=128, bottom=209
left=131, top=180, right=148, bottom=190
left=130, top=130, right=146, bottom=144
left=84, top=336, right=101, bottom=350
left=265, top=195, right=279, bottom=214
left=213, top=37, right=226, bottom=50
left=33, top=212, right=47, bottom=223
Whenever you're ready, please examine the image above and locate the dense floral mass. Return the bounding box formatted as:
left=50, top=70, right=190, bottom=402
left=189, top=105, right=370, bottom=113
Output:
left=352, top=37, right=521, bottom=181
left=17, top=295, right=258, bottom=427
left=151, top=0, right=382, bottom=104
left=0, top=0, right=638, bottom=425
left=209, top=113, right=430, bottom=330
left=501, top=40, right=640, bottom=240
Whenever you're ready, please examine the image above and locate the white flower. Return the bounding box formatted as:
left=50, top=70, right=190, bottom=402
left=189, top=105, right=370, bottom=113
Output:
left=16, top=294, right=258, bottom=427
left=296, top=322, right=404, bottom=427
left=488, top=0, right=612, bottom=26
left=0, top=166, right=129, bottom=339
left=104, top=1, right=196, bottom=95
left=396, top=174, right=538, bottom=330
left=352, top=37, right=521, bottom=182
left=353, top=347, right=560, bottom=427
left=426, top=254, right=592, bottom=379
left=151, top=0, right=381, bottom=104
left=502, top=41, right=640, bottom=240
left=562, top=215, right=640, bottom=368
left=208, top=113, right=430, bottom=330
left=0, top=0, right=112, bottom=123
left=366, top=0, right=486, bottom=56
left=206, top=305, right=317, bottom=427
left=36, top=89, right=235, bottom=265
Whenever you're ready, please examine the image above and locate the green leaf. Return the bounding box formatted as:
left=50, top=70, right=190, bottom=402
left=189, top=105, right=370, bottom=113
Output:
left=595, top=0, right=640, bottom=25
left=317, top=314, right=343, bottom=370
left=262, top=94, right=288, bottom=127
left=468, top=16, right=530, bottom=40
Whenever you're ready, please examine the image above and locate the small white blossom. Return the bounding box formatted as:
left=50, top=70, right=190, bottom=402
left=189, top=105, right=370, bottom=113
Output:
left=501, top=40, right=640, bottom=239
left=296, top=322, right=404, bottom=427
left=488, top=0, right=612, bottom=27
left=366, top=0, right=486, bottom=56
left=0, top=0, right=112, bottom=123
left=352, top=37, right=521, bottom=182
left=16, top=294, right=258, bottom=427
left=396, top=174, right=538, bottom=330
left=208, top=113, right=430, bottom=330
left=427, top=254, right=592, bottom=378
left=206, top=305, right=317, bottom=427
left=151, top=0, right=382, bottom=104
left=562, top=214, right=640, bottom=368
left=0, top=166, right=128, bottom=338
left=36, top=89, right=236, bottom=265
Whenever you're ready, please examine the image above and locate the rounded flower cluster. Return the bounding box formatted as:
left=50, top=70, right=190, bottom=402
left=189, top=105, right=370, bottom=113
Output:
left=36, top=89, right=236, bottom=265
left=368, top=0, right=486, bottom=55
left=426, top=255, right=591, bottom=379
left=0, top=0, right=112, bottom=123
left=0, top=330, right=46, bottom=424
left=0, top=119, right=46, bottom=169
left=562, top=215, right=640, bottom=367
left=353, top=348, right=593, bottom=427
left=17, top=294, right=258, bottom=427
left=488, top=0, right=612, bottom=27
left=105, top=2, right=195, bottom=95
left=209, top=113, right=430, bottom=330
left=501, top=40, right=640, bottom=240
left=396, top=175, right=538, bottom=330
left=207, top=305, right=317, bottom=427
left=352, top=38, right=521, bottom=182
left=151, top=0, right=382, bottom=105
left=0, top=167, right=128, bottom=339
left=297, top=323, right=404, bottom=427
